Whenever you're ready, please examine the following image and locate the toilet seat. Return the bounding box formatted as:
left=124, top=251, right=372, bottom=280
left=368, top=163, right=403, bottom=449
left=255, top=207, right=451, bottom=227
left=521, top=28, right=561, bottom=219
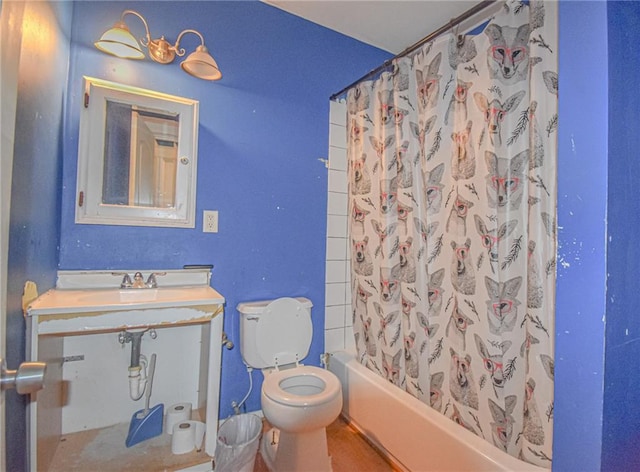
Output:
left=262, top=365, right=341, bottom=407
left=256, top=298, right=313, bottom=367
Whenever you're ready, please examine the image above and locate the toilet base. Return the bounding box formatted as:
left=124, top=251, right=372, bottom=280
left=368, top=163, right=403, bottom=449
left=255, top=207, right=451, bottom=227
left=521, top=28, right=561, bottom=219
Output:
left=260, top=427, right=332, bottom=472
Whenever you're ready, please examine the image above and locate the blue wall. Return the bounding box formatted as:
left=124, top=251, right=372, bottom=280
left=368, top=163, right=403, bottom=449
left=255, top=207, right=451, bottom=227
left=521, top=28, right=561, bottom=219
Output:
left=554, top=2, right=608, bottom=470
left=60, top=1, right=391, bottom=417
left=602, top=1, right=640, bottom=470
left=5, top=2, right=72, bottom=469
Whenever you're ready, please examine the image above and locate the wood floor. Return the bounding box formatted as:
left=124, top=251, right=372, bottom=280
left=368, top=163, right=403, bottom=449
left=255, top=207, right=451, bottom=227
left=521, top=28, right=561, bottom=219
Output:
left=46, top=414, right=399, bottom=471
left=253, top=415, right=400, bottom=472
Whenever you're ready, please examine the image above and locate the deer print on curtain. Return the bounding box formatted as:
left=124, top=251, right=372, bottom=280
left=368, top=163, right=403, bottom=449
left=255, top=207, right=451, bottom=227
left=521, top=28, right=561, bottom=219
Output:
left=347, top=0, right=556, bottom=467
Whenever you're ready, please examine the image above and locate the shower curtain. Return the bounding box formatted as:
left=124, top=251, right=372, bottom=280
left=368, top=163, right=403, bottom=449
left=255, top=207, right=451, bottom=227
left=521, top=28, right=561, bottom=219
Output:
left=346, top=1, right=556, bottom=467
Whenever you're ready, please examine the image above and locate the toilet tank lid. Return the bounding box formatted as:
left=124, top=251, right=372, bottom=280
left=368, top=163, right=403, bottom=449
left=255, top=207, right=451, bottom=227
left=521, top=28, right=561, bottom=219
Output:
left=237, top=297, right=313, bottom=315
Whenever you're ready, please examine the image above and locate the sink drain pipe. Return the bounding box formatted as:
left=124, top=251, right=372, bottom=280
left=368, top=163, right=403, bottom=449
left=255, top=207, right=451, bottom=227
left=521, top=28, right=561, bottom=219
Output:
left=119, top=329, right=157, bottom=401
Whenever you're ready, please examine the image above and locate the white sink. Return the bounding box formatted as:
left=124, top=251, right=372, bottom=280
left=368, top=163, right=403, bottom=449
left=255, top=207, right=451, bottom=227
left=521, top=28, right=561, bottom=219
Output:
left=28, top=286, right=225, bottom=315
left=75, top=289, right=158, bottom=304
left=119, top=289, right=159, bottom=302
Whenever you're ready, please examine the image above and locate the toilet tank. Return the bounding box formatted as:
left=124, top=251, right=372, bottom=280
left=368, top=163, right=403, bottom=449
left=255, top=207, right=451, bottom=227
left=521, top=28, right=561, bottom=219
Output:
left=237, top=297, right=313, bottom=369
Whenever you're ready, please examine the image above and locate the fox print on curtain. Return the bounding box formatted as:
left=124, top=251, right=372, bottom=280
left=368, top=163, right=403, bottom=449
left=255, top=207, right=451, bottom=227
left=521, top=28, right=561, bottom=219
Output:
left=346, top=0, right=557, bottom=467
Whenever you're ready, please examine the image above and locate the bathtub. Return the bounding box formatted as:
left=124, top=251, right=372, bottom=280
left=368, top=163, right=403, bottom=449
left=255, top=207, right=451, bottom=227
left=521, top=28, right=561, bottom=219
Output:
left=328, top=350, right=548, bottom=472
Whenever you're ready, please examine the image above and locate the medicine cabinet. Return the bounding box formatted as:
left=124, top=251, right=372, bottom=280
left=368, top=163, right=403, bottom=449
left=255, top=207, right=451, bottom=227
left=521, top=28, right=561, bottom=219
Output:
left=76, top=77, right=199, bottom=228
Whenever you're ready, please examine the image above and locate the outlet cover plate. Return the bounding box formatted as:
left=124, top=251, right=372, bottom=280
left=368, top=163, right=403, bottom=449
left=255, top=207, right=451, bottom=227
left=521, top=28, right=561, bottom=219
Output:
left=203, top=210, right=218, bottom=233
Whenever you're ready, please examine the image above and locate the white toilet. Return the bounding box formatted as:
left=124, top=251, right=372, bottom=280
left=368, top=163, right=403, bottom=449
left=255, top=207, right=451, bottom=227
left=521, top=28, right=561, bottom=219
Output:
left=237, top=297, right=342, bottom=472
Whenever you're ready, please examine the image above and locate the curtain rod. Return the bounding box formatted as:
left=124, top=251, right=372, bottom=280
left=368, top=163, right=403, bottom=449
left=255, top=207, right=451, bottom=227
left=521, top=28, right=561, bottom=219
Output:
left=330, top=0, right=497, bottom=101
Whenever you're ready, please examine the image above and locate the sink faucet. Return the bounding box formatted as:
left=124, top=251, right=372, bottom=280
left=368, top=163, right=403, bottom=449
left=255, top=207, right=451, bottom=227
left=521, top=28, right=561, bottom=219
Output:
left=115, top=273, right=133, bottom=289
left=113, top=271, right=166, bottom=289
left=146, top=273, right=158, bottom=288
left=132, top=272, right=146, bottom=289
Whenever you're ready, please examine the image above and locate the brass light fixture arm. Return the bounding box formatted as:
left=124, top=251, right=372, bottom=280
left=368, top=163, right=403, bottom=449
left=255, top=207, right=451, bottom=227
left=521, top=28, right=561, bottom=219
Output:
left=120, top=9, right=153, bottom=48
left=172, top=29, right=206, bottom=58
left=119, top=9, right=181, bottom=65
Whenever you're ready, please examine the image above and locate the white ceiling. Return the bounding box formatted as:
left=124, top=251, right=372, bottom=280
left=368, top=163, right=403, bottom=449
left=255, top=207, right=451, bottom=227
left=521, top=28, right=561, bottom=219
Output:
left=262, top=1, right=483, bottom=54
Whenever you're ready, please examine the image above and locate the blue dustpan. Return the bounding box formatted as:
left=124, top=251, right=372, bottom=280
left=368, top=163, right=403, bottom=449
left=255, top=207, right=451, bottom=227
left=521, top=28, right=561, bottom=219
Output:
left=125, top=353, right=163, bottom=447
left=126, top=403, right=164, bottom=447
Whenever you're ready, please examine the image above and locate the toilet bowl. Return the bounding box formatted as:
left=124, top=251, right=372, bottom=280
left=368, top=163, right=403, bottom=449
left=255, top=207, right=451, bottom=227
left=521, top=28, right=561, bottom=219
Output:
left=261, top=365, right=342, bottom=433
left=260, top=365, right=342, bottom=471
left=237, top=297, right=343, bottom=472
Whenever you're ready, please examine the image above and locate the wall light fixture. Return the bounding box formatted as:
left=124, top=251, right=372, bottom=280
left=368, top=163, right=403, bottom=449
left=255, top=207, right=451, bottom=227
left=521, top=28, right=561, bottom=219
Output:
left=94, top=10, right=222, bottom=81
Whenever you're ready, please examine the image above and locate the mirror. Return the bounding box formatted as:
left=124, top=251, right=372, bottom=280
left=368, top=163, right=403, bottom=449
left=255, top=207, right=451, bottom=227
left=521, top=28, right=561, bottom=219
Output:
left=103, top=102, right=179, bottom=208
left=76, top=77, right=199, bottom=227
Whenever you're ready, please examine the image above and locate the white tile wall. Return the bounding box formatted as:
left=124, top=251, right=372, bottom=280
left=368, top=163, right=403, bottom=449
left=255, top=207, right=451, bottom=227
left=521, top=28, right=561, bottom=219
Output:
left=326, top=215, right=347, bottom=238
left=324, top=100, right=355, bottom=354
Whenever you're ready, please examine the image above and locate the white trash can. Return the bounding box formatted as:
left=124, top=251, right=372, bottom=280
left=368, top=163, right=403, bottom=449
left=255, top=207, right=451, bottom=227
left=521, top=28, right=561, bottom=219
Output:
left=214, top=413, right=262, bottom=472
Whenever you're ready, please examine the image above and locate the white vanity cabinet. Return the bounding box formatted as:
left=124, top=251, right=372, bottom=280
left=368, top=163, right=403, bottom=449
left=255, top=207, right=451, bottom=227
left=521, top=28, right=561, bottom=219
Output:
left=25, top=269, right=224, bottom=472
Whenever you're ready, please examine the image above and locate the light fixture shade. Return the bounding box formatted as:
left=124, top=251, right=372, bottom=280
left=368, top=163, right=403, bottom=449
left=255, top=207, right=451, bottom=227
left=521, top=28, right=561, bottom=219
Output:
left=95, top=21, right=145, bottom=60
left=180, top=45, right=222, bottom=81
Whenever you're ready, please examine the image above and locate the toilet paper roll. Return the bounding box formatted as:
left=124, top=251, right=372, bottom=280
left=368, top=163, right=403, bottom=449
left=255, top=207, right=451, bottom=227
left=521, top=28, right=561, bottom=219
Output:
left=165, top=402, right=192, bottom=435
left=171, top=420, right=206, bottom=455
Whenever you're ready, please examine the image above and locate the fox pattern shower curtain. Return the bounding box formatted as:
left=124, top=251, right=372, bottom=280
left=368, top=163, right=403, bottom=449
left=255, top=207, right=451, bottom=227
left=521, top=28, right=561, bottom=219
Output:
left=346, top=0, right=556, bottom=467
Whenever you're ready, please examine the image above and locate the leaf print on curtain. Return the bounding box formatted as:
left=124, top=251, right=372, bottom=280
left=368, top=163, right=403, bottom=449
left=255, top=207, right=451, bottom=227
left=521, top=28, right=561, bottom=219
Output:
left=346, top=0, right=556, bottom=467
